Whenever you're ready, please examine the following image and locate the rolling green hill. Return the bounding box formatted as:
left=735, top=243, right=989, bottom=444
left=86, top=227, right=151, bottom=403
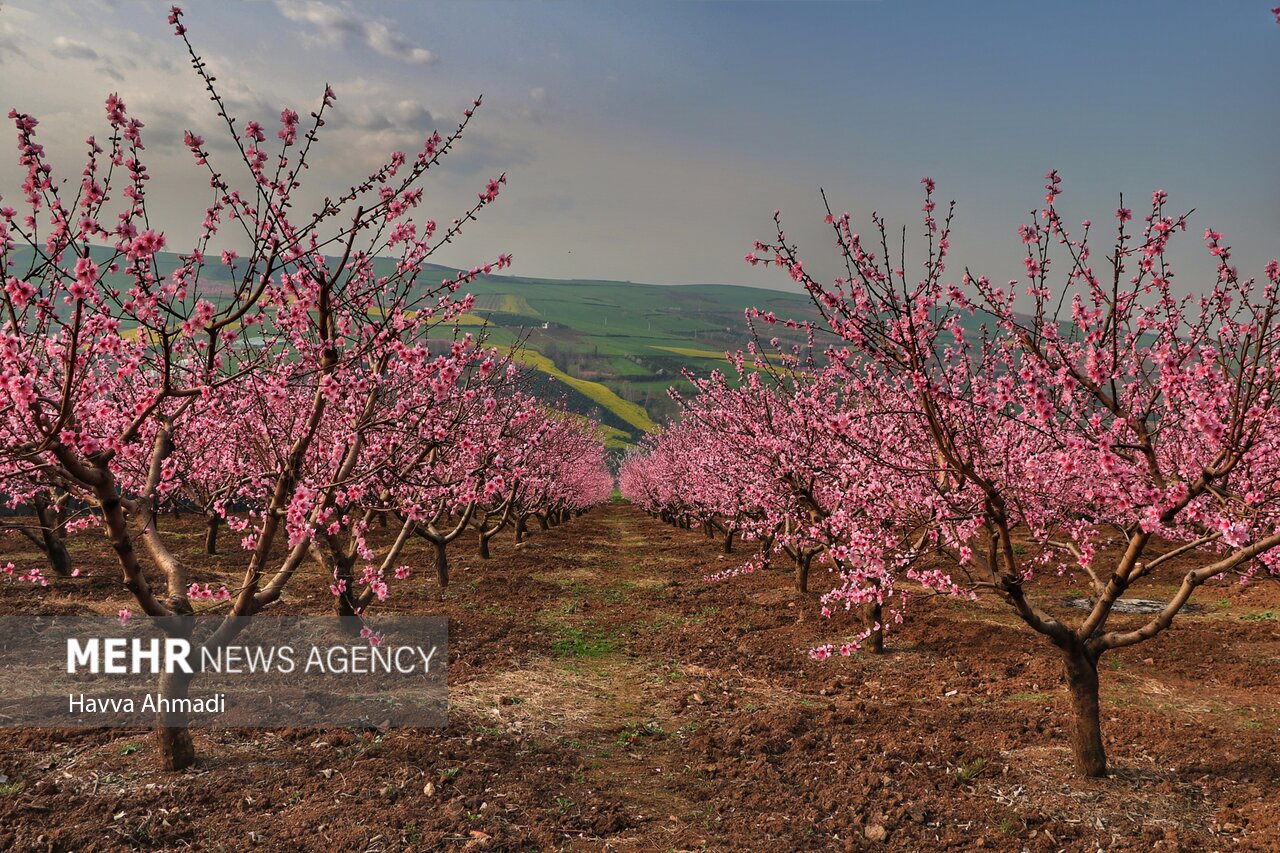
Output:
left=7, top=247, right=821, bottom=446
left=424, top=263, right=823, bottom=442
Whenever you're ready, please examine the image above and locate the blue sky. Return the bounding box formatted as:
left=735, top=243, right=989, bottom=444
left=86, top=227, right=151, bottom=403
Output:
left=1, top=1, right=1275, bottom=292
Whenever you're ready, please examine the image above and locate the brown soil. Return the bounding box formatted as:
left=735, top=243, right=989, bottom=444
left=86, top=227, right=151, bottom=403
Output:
left=1, top=505, right=1278, bottom=851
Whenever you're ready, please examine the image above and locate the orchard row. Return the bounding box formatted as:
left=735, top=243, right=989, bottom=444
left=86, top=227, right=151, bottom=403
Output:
left=0, top=7, right=611, bottom=769
left=622, top=170, right=1280, bottom=778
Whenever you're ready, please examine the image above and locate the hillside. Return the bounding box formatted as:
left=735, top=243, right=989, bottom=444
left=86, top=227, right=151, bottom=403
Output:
left=440, top=264, right=823, bottom=444
left=8, top=247, right=821, bottom=447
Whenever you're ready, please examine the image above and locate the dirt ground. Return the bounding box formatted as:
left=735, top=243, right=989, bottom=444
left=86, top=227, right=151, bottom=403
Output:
left=1, top=504, right=1278, bottom=851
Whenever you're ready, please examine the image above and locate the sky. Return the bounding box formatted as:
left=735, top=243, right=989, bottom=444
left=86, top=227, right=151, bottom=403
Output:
left=0, top=1, right=1275, bottom=293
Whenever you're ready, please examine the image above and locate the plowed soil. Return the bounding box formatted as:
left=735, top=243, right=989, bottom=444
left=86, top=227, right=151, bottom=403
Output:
left=1, top=504, right=1278, bottom=851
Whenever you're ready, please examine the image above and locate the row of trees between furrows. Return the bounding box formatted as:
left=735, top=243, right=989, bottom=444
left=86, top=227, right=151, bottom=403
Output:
left=622, top=176, right=1280, bottom=778
left=0, top=7, right=612, bottom=770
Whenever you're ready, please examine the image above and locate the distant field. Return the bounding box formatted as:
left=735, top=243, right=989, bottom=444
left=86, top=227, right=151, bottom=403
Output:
left=650, top=345, right=729, bottom=360
left=470, top=293, right=541, bottom=317
left=510, top=349, right=657, bottom=438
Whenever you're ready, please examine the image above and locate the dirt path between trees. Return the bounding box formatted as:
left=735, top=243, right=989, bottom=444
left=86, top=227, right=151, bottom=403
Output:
left=2, top=503, right=1280, bottom=851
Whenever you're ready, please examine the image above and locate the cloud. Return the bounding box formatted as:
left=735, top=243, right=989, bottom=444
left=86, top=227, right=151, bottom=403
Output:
left=364, top=20, right=432, bottom=64
left=93, top=63, right=124, bottom=83
left=276, top=1, right=436, bottom=65
left=333, top=98, right=434, bottom=134
left=386, top=99, right=435, bottom=131
left=49, top=35, right=99, bottom=61
left=520, top=86, right=552, bottom=123
left=436, top=132, right=535, bottom=176
left=0, top=20, right=24, bottom=62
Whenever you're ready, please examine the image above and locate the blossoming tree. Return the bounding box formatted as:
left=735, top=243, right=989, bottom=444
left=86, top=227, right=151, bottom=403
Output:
left=744, top=171, right=1280, bottom=776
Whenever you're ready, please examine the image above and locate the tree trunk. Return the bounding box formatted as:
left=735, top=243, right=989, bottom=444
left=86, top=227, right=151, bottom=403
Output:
left=515, top=515, right=528, bottom=544
left=43, top=530, right=72, bottom=577
left=864, top=601, right=884, bottom=654
left=333, top=585, right=362, bottom=636
left=203, top=513, right=220, bottom=555
left=536, top=513, right=549, bottom=531
left=477, top=530, right=491, bottom=559
left=796, top=552, right=812, bottom=593
left=326, top=553, right=362, bottom=635
left=722, top=529, right=735, bottom=554
left=435, top=541, right=449, bottom=587
left=1063, top=645, right=1106, bottom=777
left=155, top=669, right=196, bottom=771
left=34, top=496, right=72, bottom=577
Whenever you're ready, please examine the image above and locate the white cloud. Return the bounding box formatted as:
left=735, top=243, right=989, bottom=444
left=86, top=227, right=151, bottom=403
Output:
left=330, top=97, right=435, bottom=137
left=364, top=19, right=433, bottom=64
left=520, top=86, right=552, bottom=123
left=94, top=63, right=124, bottom=82
left=275, top=1, right=436, bottom=65
left=386, top=99, right=434, bottom=130
left=0, top=19, right=25, bottom=62
left=50, top=35, right=99, bottom=61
